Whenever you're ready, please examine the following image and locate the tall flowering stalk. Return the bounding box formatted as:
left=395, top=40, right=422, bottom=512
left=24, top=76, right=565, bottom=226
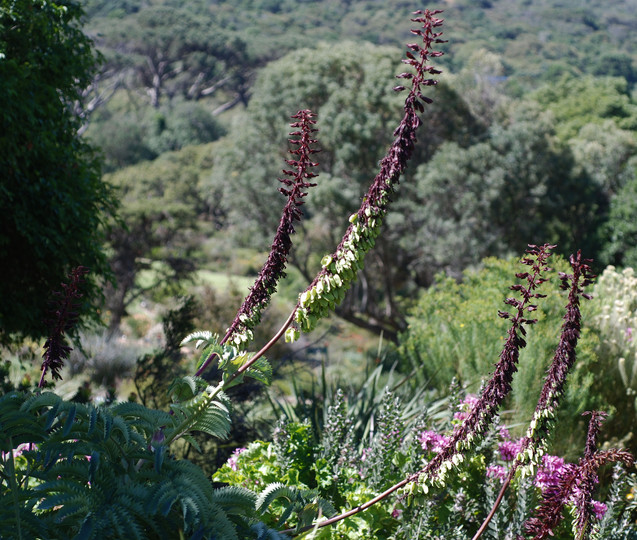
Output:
left=572, top=411, right=610, bottom=538
left=474, top=252, right=600, bottom=539
left=39, top=266, right=90, bottom=387
left=282, top=245, right=554, bottom=536
left=288, top=8, right=446, bottom=340
left=513, top=251, right=596, bottom=473
left=203, top=8, right=446, bottom=384
left=221, top=110, right=318, bottom=349
left=195, top=111, right=318, bottom=377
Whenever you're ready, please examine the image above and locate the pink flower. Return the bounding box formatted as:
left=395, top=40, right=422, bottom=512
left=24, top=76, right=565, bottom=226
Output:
left=498, top=439, right=522, bottom=462
left=419, top=430, right=450, bottom=453
left=227, top=447, right=247, bottom=471
left=592, top=500, right=607, bottom=520
left=499, top=426, right=512, bottom=441
left=1, top=442, right=37, bottom=460
left=453, top=394, right=479, bottom=422
left=535, top=455, right=576, bottom=493
left=486, top=464, right=507, bottom=483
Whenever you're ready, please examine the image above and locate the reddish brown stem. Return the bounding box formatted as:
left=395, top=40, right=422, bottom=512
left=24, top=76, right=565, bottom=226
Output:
left=283, top=477, right=411, bottom=536
left=224, top=308, right=298, bottom=386
left=472, top=472, right=513, bottom=540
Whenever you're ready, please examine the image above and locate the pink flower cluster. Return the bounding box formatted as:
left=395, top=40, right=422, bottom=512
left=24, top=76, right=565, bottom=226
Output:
left=591, top=500, right=608, bottom=521
left=535, top=454, right=607, bottom=520
left=227, top=447, right=247, bottom=471
left=417, top=421, right=609, bottom=523
left=486, top=464, right=507, bottom=482
left=419, top=404, right=611, bottom=523
left=1, top=442, right=36, bottom=460
left=453, top=394, right=479, bottom=422
left=535, top=455, right=574, bottom=492
left=419, top=430, right=450, bottom=454
left=498, top=439, right=522, bottom=462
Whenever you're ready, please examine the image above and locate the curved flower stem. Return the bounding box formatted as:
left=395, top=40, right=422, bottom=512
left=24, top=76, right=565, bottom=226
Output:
left=219, top=110, right=318, bottom=351
left=474, top=250, right=596, bottom=539
left=290, top=8, right=446, bottom=337
left=194, top=351, right=220, bottom=378
left=472, top=472, right=514, bottom=540
left=412, top=244, right=554, bottom=489
left=277, top=244, right=552, bottom=537
left=282, top=477, right=411, bottom=536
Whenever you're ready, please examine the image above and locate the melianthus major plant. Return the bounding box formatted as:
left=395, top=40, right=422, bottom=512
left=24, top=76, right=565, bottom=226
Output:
left=1, top=7, right=635, bottom=540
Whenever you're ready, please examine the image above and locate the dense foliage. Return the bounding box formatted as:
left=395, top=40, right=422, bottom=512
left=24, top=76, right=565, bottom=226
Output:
left=0, top=0, right=116, bottom=342
left=399, top=257, right=603, bottom=456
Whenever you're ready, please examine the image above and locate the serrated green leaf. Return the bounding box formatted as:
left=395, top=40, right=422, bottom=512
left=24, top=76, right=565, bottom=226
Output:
left=62, top=405, right=77, bottom=437
left=168, top=376, right=199, bottom=402
left=180, top=330, right=215, bottom=348
left=245, top=358, right=272, bottom=385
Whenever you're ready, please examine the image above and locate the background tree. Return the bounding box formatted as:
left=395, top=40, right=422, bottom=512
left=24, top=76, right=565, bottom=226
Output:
left=569, top=120, right=637, bottom=197
left=92, top=6, right=252, bottom=110
left=0, top=0, right=116, bottom=342
left=601, top=170, right=637, bottom=268
left=393, top=100, right=609, bottom=285
left=529, top=75, right=637, bottom=141
left=102, top=145, right=214, bottom=335
left=81, top=6, right=237, bottom=170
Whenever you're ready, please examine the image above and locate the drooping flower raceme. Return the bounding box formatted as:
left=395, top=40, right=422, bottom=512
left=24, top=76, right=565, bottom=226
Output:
left=39, top=266, right=90, bottom=386
left=512, top=251, right=596, bottom=476
left=410, top=244, right=554, bottom=491
left=473, top=253, right=631, bottom=540
left=222, top=110, right=319, bottom=349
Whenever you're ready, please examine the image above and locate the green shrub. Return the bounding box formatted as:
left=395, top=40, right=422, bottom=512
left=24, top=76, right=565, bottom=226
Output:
left=399, top=256, right=603, bottom=457
left=215, top=388, right=637, bottom=539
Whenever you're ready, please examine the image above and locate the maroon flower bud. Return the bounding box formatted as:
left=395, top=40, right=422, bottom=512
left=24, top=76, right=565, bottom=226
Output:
left=219, top=111, right=319, bottom=349
left=39, top=266, right=90, bottom=386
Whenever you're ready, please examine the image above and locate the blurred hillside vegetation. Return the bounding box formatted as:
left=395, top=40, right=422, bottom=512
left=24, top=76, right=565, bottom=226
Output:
left=81, top=0, right=637, bottom=325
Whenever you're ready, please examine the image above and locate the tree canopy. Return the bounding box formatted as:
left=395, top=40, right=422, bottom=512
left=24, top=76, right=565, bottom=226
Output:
left=92, top=6, right=251, bottom=109
left=395, top=101, right=607, bottom=283
left=0, top=0, right=116, bottom=342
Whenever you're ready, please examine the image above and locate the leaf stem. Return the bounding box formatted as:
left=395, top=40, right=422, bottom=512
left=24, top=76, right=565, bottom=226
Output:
left=226, top=308, right=298, bottom=386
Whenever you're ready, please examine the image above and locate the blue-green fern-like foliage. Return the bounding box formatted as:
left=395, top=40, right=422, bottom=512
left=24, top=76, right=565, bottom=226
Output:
left=0, top=389, right=289, bottom=539
left=164, top=375, right=233, bottom=446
